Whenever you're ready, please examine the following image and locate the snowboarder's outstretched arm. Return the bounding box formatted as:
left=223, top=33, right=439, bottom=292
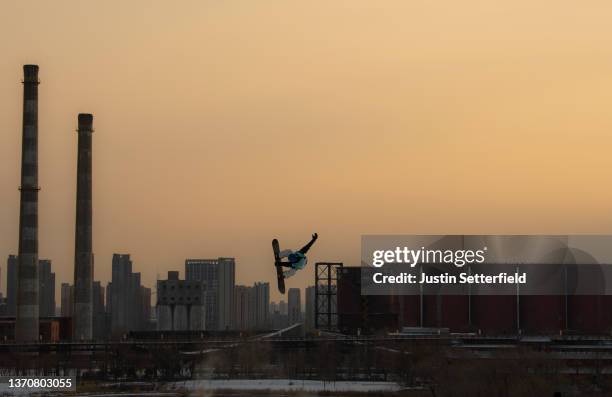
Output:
left=298, top=233, right=318, bottom=255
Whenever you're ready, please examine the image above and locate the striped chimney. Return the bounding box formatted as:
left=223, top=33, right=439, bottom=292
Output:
left=73, top=113, right=94, bottom=340
left=16, top=65, right=40, bottom=342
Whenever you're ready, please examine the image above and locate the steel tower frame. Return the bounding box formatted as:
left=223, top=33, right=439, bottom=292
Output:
left=314, top=262, right=343, bottom=331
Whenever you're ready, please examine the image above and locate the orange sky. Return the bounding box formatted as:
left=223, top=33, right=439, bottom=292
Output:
left=1, top=1, right=612, bottom=302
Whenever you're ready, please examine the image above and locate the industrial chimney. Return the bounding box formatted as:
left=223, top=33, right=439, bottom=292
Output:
left=15, top=65, right=40, bottom=342
left=73, top=113, right=94, bottom=340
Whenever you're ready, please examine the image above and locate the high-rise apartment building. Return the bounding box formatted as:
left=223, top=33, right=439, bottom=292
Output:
left=288, top=288, right=302, bottom=325
left=305, top=285, right=316, bottom=331
left=234, top=285, right=251, bottom=331
left=6, top=255, right=17, bottom=316
left=110, top=254, right=147, bottom=335
left=185, top=257, right=235, bottom=330
left=38, top=259, right=55, bottom=317
left=140, top=286, right=152, bottom=330
left=60, top=283, right=73, bottom=317
left=250, top=282, right=270, bottom=330
left=92, top=281, right=106, bottom=339
left=279, top=300, right=288, bottom=316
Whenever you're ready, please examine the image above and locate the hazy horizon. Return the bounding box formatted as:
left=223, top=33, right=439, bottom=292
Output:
left=2, top=1, right=612, bottom=302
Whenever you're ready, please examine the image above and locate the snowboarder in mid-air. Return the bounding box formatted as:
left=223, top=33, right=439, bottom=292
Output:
left=272, top=233, right=318, bottom=293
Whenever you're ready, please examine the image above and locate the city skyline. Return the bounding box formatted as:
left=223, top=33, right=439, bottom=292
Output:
left=3, top=1, right=612, bottom=303
left=2, top=253, right=309, bottom=311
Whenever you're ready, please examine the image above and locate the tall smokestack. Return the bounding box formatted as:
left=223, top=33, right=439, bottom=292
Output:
left=73, top=113, right=94, bottom=340
left=16, top=65, right=40, bottom=342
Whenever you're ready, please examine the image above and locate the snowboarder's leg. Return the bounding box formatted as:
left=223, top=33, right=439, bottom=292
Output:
left=279, top=249, right=293, bottom=259
left=283, top=268, right=297, bottom=279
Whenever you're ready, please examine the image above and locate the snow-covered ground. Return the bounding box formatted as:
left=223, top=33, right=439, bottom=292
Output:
left=167, top=379, right=402, bottom=393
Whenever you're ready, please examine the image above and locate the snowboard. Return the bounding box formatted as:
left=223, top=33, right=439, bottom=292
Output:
left=272, top=239, right=286, bottom=294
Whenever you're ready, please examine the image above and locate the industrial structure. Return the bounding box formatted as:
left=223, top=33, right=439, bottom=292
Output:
left=73, top=113, right=95, bottom=340
left=337, top=267, right=398, bottom=334
left=156, top=271, right=205, bottom=331
left=15, top=64, right=40, bottom=341
left=336, top=266, right=612, bottom=336
left=314, top=262, right=342, bottom=331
